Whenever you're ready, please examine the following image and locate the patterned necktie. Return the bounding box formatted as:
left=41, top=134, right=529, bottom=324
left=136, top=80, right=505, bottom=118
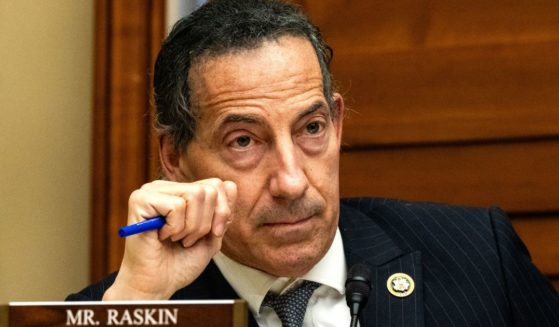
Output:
left=261, top=280, right=320, bottom=327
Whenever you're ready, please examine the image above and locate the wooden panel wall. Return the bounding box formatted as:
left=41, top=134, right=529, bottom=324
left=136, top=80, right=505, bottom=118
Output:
left=297, top=0, right=559, bottom=289
left=91, top=0, right=164, bottom=281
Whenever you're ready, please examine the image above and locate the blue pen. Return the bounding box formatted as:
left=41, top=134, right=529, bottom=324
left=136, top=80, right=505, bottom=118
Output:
left=118, top=216, right=166, bottom=237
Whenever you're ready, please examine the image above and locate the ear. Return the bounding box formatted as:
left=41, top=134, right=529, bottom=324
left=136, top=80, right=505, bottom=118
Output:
left=331, top=92, right=345, bottom=146
left=159, top=134, right=186, bottom=181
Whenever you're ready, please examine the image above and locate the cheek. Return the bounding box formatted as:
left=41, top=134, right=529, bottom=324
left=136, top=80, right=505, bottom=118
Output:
left=221, top=221, right=246, bottom=251
left=225, top=180, right=261, bottom=236
left=220, top=199, right=263, bottom=264
left=312, top=147, right=340, bottom=192
left=219, top=172, right=274, bottom=258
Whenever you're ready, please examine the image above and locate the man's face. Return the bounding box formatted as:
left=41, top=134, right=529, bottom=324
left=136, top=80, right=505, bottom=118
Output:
left=176, top=36, right=344, bottom=277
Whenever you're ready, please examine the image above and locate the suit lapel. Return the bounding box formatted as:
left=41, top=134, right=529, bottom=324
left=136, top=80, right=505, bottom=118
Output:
left=340, top=202, right=425, bottom=327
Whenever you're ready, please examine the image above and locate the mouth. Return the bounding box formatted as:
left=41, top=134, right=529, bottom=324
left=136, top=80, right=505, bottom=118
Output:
left=261, top=215, right=314, bottom=228
left=258, top=215, right=317, bottom=244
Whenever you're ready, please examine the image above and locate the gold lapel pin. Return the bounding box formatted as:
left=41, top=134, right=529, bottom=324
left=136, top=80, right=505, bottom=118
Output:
left=387, top=272, right=415, bottom=298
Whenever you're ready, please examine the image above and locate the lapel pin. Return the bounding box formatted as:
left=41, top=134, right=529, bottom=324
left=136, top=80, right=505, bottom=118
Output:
left=387, top=272, right=415, bottom=298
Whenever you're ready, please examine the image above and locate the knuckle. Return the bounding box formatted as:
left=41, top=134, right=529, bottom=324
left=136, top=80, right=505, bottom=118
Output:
left=215, top=206, right=231, bottom=219
left=206, top=177, right=223, bottom=185
left=204, top=186, right=218, bottom=202
left=165, top=223, right=179, bottom=236
left=172, top=197, right=187, bottom=212
left=140, top=182, right=154, bottom=191
left=189, top=186, right=205, bottom=201
left=128, top=189, right=144, bottom=205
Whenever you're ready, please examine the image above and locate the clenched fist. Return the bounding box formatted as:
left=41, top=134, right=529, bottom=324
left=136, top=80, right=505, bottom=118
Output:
left=103, top=178, right=237, bottom=300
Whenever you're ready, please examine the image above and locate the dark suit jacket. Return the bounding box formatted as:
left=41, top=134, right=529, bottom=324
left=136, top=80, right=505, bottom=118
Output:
left=68, top=198, right=559, bottom=326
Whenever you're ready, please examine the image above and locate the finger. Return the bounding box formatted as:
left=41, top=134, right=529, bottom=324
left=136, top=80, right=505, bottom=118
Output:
left=128, top=189, right=182, bottom=224
left=222, top=180, right=238, bottom=233
left=223, top=180, right=238, bottom=209
left=140, top=178, right=224, bottom=197
left=186, top=178, right=234, bottom=238
left=173, top=185, right=204, bottom=244
left=137, top=180, right=216, bottom=242
left=180, top=184, right=218, bottom=247
left=211, top=181, right=237, bottom=237
left=174, top=183, right=216, bottom=247
left=137, top=179, right=233, bottom=244
left=155, top=194, right=187, bottom=241
left=128, top=189, right=187, bottom=240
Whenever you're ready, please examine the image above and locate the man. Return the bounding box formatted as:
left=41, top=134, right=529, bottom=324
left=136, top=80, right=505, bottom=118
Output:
left=68, top=0, right=559, bottom=326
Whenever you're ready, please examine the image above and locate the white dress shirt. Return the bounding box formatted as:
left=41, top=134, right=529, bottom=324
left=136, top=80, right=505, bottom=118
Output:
left=213, top=228, right=352, bottom=327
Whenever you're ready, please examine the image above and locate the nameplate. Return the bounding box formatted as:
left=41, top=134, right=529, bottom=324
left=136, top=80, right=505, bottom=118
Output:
left=2, top=300, right=247, bottom=327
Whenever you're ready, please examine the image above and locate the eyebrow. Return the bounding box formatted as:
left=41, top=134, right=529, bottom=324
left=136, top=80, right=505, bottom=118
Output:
left=218, top=101, right=327, bottom=128
left=221, top=113, right=264, bottom=126
left=297, top=101, right=327, bottom=120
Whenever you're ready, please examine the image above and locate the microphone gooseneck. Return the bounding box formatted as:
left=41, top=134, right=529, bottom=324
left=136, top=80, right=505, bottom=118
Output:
left=345, top=264, right=372, bottom=327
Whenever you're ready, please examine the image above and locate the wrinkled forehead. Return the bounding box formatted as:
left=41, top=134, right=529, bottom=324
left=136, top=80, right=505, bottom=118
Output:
left=187, top=36, right=323, bottom=112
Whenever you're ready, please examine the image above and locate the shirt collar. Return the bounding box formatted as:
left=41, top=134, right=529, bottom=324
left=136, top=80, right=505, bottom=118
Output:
left=213, top=228, right=347, bottom=315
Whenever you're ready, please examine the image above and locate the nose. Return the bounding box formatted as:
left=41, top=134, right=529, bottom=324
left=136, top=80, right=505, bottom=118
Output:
left=269, top=140, right=309, bottom=200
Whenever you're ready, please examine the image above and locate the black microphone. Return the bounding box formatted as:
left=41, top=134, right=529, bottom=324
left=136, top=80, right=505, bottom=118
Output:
left=345, top=264, right=372, bottom=327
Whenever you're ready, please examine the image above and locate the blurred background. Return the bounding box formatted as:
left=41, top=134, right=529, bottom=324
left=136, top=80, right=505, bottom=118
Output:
left=0, top=0, right=92, bottom=302
left=1, top=0, right=558, bottom=303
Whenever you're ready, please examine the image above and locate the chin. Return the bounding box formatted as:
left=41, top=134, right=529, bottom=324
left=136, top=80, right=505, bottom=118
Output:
left=259, top=236, right=331, bottom=277
left=223, top=213, right=339, bottom=277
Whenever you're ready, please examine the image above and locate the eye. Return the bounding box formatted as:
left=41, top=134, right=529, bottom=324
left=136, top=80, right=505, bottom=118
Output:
left=232, top=135, right=252, bottom=148
left=305, top=121, right=322, bottom=135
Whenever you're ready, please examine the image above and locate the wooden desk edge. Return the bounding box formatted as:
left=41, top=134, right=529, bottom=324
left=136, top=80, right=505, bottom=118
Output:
left=233, top=299, right=248, bottom=327
left=0, top=305, right=8, bottom=327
